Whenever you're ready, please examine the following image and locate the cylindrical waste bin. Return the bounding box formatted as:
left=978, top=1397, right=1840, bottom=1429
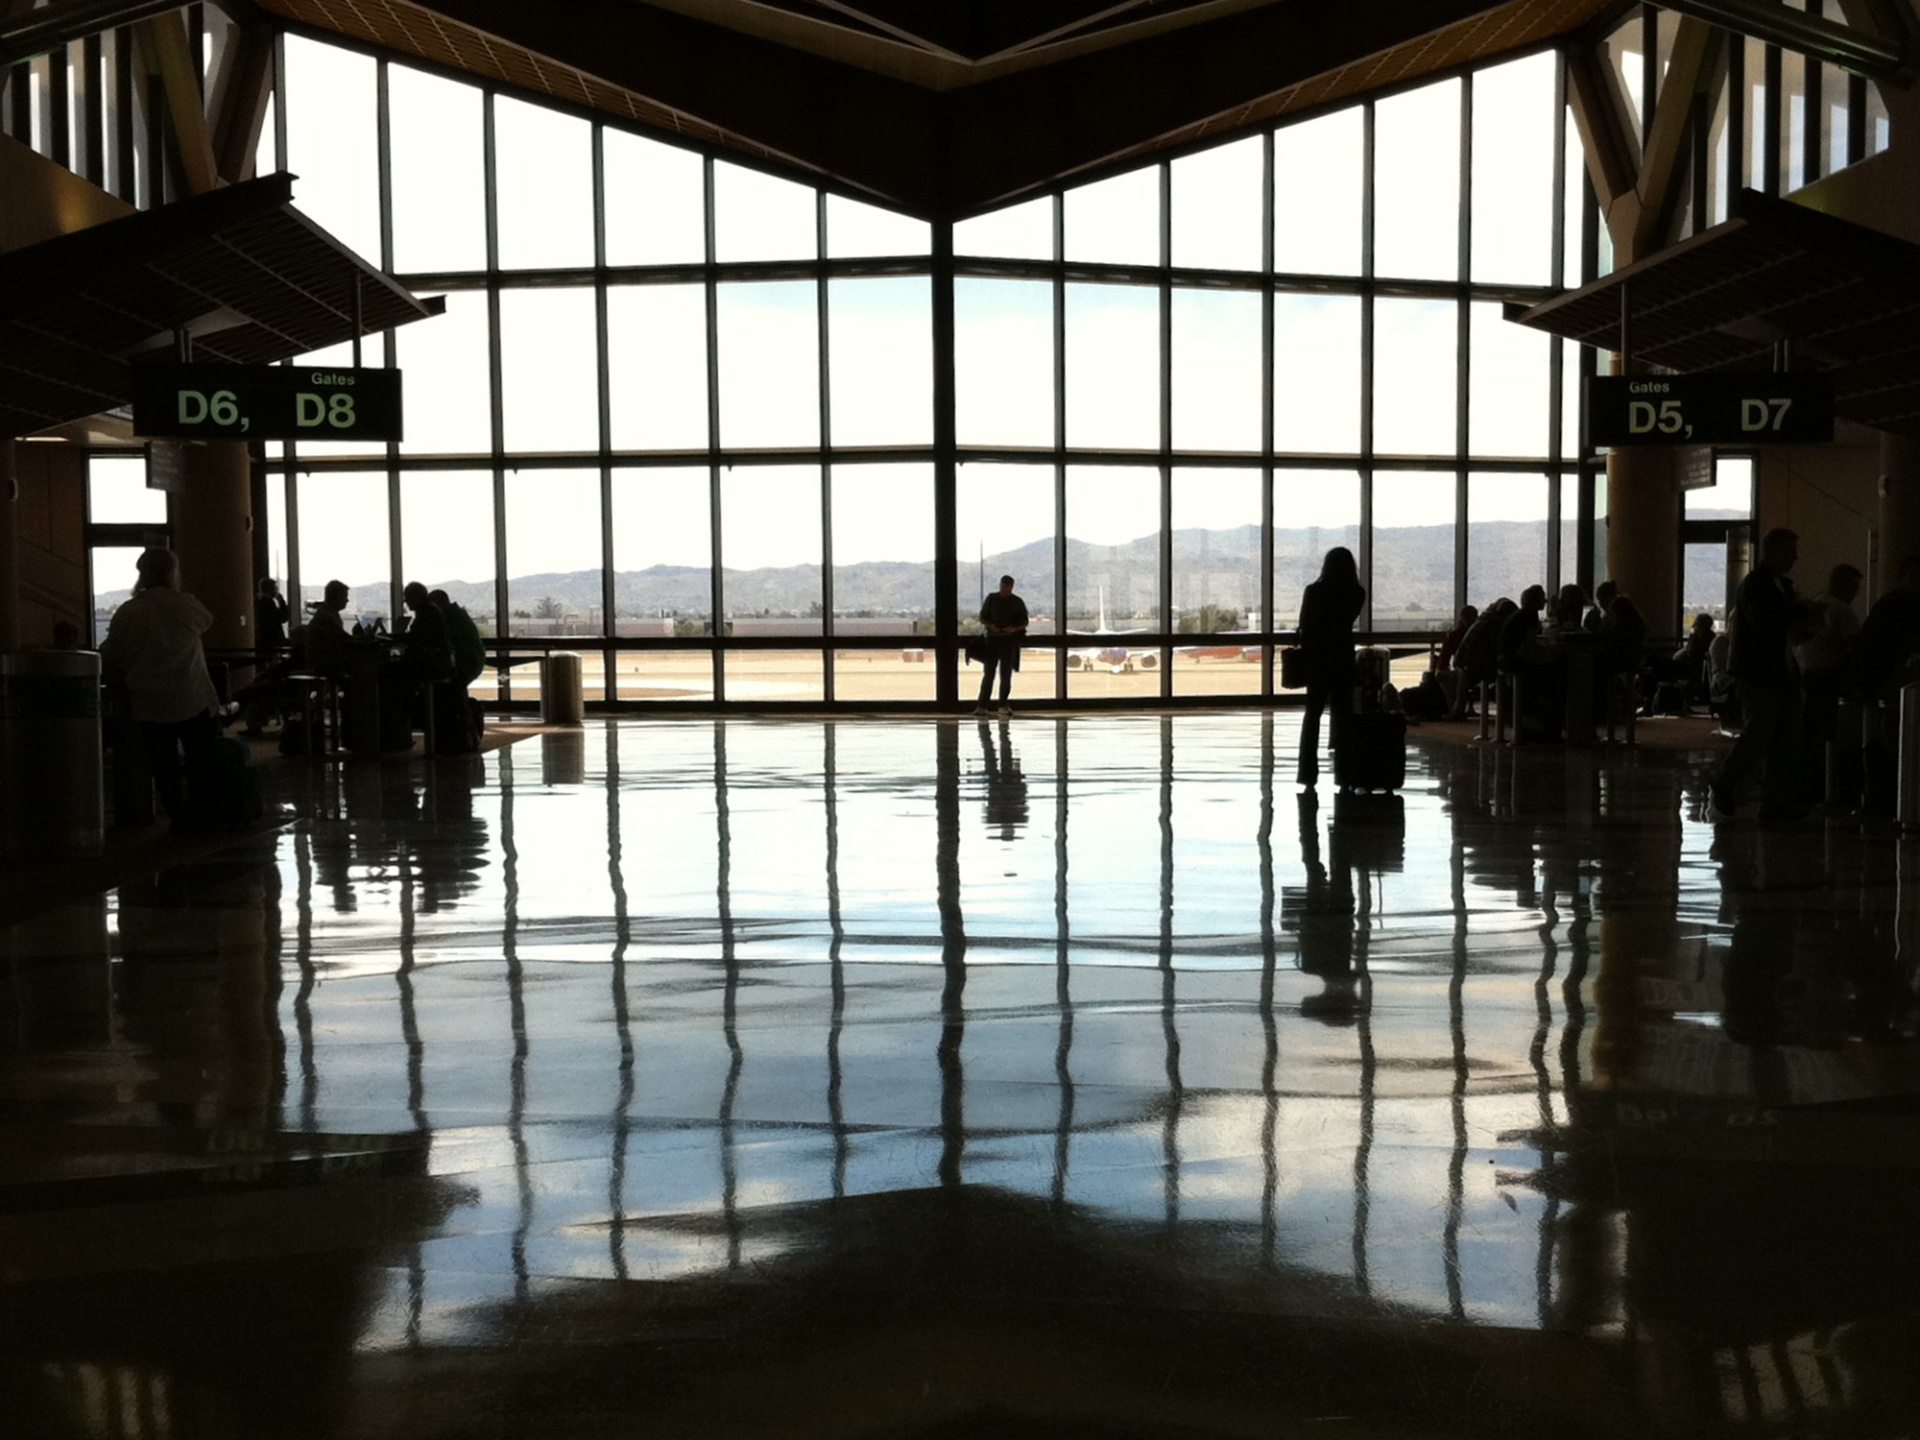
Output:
left=1, top=650, right=105, bottom=857
left=540, top=651, right=585, bottom=726
left=1899, top=684, right=1920, bottom=830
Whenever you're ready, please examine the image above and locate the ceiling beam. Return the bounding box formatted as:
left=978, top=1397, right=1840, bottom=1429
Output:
left=0, top=0, right=219, bottom=68
left=1653, top=0, right=1909, bottom=84
left=210, top=16, right=276, bottom=183
left=1633, top=18, right=1717, bottom=254
left=139, top=12, right=219, bottom=195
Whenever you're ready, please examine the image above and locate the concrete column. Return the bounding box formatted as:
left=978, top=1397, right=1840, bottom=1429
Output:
left=0, top=439, right=18, bottom=653
left=169, top=441, right=253, bottom=658
left=1878, top=432, right=1920, bottom=598
left=1605, top=444, right=1680, bottom=637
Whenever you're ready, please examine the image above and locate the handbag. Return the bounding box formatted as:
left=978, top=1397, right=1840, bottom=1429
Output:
left=1279, top=646, right=1305, bottom=689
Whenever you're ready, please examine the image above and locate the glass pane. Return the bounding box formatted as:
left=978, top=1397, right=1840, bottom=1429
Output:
left=1562, top=343, right=1583, bottom=458
left=89, top=455, right=165, bottom=524
left=1066, top=464, right=1163, bottom=698
left=724, top=650, right=822, bottom=702
left=716, top=282, right=820, bottom=448
left=829, top=277, right=933, bottom=446
left=721, top=465, right=821, bottom=635
left=604, top=128, right=705, bottom=266
left=834, top=648, right=935, bottom=701
left=607, top=284, right=708, bottom=451
left=1171, top=288, right=1261, bottom=453
left=1469, top=302, right=1551, bottom=459
left=1868, top=79, right=1890, bottom=155
left=713, top=160, right=816, bottom=262
left=956, top=279, right=1053, bottom=447
left=612, top=466, right=711, bottom=637
left=1779, top=51, right=1806, bottom=192
left=494, top=96, right=593, bottom=270
left=1274, top=107, right=1363, bottom=275
left=957, top=463, right=1056, bottom=703
left=1823, top=70, right=1847, bottom=177
left=613, top=651, right=715, bottom=703
left=1064, top=166, right=1159, bottom=266
left=832, top=463, right=932, bottom=628
left=1559, top=472, right=1582, bottom=590
left=1374, top=78, right=1462, bottom=281
left=1065, top=283, right=1158, bottom=450
left=499, top=287, right=599, bottom=453
left=1370, top=472, right=1456, bottom=630
left=1172, top=468, right=1263, bottom=696
left=505, top=470, right=601, bottom=637
left=1708, top=53, right=1731, bottom=226
left=297, top=470, right=391, bottom=623
left=265, top=473, right=289, bottom=589
left=1467, top=471, right=1548, bottom=606
left=1373, top=298, right=1459, bottom=456
left=1564, top=114, right=1586, bottom=286
left=90, top=546, right=144, bottom=643
left=283, top=37, right=379, bottom=261
left=1274, top=294, right=1360, bottom=454
left=954, top=196, right=1053, bottom=260
left=1690, top=455, right=1752, bottom=519
left=1745, top=37, right=1769, bottom=191
left=400, top=470, right=495, bottom=636
left=397, top=290, right=492, bottom=456
left=1066, top=465, right=1160, bottom=632
left=1274, top=469, right=1359, bottom=626
left=388, top=65, right=485, bottom=273
left=1171, top=134, right=1262, bottom=271
left=826, top=195, right=930, bottom=258
left=1471, top=53, right=1556, bottom=284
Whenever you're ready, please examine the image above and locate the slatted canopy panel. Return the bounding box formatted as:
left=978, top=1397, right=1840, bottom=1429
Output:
left=1510, top=190, right=1920, bottom=435
left=0, top=172, right=438, bottom=438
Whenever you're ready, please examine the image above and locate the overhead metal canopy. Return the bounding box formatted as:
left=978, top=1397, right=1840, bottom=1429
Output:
left=1509, top=189, right=1920, bottom=435
left=0, top=172, right=439, bottom=439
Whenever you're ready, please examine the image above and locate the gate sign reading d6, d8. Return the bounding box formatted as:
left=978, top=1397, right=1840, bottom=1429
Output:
left=1586, top=373, right=1832, bottom=448
left=130, top=363, right=403, bottom=442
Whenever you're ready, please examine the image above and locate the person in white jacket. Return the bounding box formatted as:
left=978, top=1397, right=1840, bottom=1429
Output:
left=101, top=549, right=221, bottom=826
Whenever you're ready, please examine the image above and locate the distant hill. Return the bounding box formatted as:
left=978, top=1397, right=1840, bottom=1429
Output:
left=105, top=516, right=1744, bottom=628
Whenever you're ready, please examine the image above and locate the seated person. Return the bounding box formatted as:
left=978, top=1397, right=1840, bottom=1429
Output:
left=1498, top=585, right=1564, bottom=734
left=1597, top=594, right=1649, bottom=713
left=1852, top=556, right=1920, bottom=704
left=396, top=582, right=455, bottom=734
left=305, top=580, right=353, bottom=673
left=1448, top=598, right=1513, bottom=719
left=1551, top=583, right=1588, bottom=632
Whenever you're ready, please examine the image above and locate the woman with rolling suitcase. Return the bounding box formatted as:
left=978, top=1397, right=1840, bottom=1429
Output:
left=1296, top=547, right=1364, bottom=789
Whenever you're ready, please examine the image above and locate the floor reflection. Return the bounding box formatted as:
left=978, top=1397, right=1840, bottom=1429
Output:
left=3, top=715, right=1919, bottom=1437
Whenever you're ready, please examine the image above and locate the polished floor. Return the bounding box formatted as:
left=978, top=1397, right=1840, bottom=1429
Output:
left=3, top=714, right=1919, bottom=1439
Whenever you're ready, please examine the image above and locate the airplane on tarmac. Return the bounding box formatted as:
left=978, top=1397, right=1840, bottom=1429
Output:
left=1065, top=587, right=1156, bottom=673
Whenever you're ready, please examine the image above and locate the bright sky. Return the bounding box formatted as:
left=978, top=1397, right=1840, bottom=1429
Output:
left=104, top=35, right=1575, bottom=604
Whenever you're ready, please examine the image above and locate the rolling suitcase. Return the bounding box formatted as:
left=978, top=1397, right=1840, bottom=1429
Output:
left=1354, top=646, right=1392, bottom=710
left=1333, top=709, right=1407, bottom=793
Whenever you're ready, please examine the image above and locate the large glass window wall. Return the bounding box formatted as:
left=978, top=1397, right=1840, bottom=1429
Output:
left=47, top=8, right=1857, bottom=705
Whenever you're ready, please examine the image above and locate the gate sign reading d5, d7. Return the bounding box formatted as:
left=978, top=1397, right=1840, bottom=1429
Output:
left=130, top=363, right=403, bottom=442
left=1586, top=373, right=1832, bottom=448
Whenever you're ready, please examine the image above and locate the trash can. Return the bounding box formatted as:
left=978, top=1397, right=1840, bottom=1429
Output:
left=1, top=650, right=105, bottom=858
left=541, top=651, right=585, bottom=726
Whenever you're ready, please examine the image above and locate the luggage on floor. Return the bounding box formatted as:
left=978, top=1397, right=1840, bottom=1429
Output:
left=1333, top=709, right=1407, bottom=793
left=188, top=735, right=264, bottom=825
left=1354, top=646, right=1392, bottom=710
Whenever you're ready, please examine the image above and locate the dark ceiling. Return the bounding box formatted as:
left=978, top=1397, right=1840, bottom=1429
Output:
left=256, top=0, right=1615, bottom=216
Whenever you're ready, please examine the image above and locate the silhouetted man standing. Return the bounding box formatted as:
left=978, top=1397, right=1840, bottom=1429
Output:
left=975, top=574, right=1027, bottom=717
left=1712, top=527, right=1805, bottom=822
